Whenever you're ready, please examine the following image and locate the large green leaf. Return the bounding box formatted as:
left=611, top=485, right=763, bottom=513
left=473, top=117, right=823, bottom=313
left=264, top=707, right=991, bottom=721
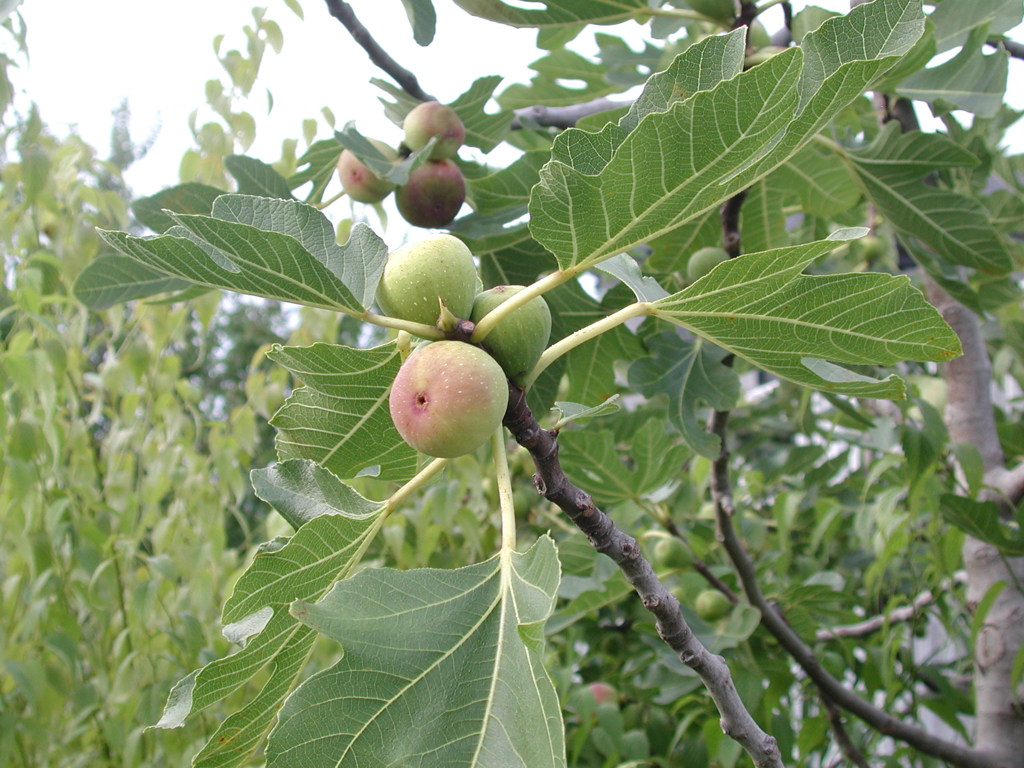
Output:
left=152, top=460, right=385, bottom=768
left=649, top=230, right=962, bottom=398
left=847, top=123, right=1015, bottom=275
left=268, top=341, right=419, bottom=483
left=226, top=154, right=295, bottom=199
left=927, top=0, right=1022, bottom=52
left=529, top=0, right=924, bottom=271
left=98, top=195, right=389, bottom=313
left=267, top=536, right=564, bottom=768
left=130, top=182, right=225, bottom=233
left=451, top=76, right=513, bottom=152
left=72, top=255, right=193, bottom=310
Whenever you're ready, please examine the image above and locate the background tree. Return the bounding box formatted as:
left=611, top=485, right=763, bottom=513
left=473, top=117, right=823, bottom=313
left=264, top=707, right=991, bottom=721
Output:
left=4, top=1, right=1024, bottom=767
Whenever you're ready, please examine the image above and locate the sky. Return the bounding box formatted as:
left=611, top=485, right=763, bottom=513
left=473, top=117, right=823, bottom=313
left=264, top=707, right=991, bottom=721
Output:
left=11, top=0, right=1024, bottom=204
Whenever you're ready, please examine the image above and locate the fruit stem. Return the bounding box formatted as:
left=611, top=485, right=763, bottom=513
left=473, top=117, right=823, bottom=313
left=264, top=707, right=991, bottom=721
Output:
left=385, top=456, right=449, bottom=511
left=492, top=430, right=517, bottom=552
left=361, top=310, right=447, bottom=340
left=470, top=270, right=573, bottom=343
left=521, top=302, right=651, bottom=389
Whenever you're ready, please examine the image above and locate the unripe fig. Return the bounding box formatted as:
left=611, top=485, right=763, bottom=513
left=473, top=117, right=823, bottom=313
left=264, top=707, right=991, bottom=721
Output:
left=403, top=101, right=466, bottom=160
left=695, top=589, right=732, bottom=622
left=652, top=536, right=694, bottom=571
left=336, top=139, right=397, bottom=204
left=686, top=246, right=729, bottom=283
left=376, top=234, right=479, bottom=327
left=389, top=341, right=509, bottom=458
left=470, top=285, right=551, bottom=384
left=395, top=159, right=466, bottom=228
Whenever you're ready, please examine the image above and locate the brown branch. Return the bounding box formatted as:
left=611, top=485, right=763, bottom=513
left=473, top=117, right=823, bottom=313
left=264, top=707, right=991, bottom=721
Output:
left=323, top=0, right=433, bottom=103
left=663, top=520, right=740, bottom=603
left=815, top=572, right=966, bottom=642
left=503, top=385, right=783, bottom=768
left=820, top=694, right=870, bottom=768
left=708, top=409, right=1004, bottom=768
left=987, top=36, right=1024, bottom=60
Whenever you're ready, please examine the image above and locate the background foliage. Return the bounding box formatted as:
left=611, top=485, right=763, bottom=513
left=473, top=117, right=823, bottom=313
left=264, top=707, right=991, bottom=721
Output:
left=2, top=1, right=1023, bottom=767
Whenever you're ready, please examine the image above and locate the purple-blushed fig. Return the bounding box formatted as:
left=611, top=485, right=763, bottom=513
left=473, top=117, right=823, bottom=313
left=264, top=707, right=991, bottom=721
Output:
left=375, top=234, right=479, bottom=327
left=588, top=683, right=618, bottom=705
left=336, top=139, right=397, bottom=204
left=389, top=341, right=509, bottom=458
left=470, top=285, right=551, bottom=385
left=395, top=159, right=466, bottom=228
left=686, top=246, right=729, bottom=283
left=403, top=101, right=466, bottom=160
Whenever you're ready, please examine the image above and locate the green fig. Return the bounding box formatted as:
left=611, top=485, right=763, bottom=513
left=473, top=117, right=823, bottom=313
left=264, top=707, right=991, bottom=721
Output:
left=470, top=285, right=552, bottom=384
left=376, top=234, right=479, bottom=328
left=652, top=536, right=694, bottom=571
left=686, top=246, right=729, bottom=283
left=389, top=341, right=509, bottom=458
left=695, top=589, right=732, bottom=622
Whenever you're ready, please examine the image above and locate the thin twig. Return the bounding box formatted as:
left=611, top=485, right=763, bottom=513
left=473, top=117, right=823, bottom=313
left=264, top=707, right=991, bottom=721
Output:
left=708, top=409, right=1003, bottom=768
left=820, top=694, right=871, bottom=768
left=510, top=98, right=632, bottom=130
left=323, top=0, right=433, bottom=102
left=503, top=386, right=783, bottom=768
left=987, top=36, right=1024, bottom=60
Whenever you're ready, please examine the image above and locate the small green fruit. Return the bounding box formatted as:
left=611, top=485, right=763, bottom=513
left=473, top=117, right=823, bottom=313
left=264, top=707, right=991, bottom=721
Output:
left=395, top=159, right=466, bottom=228
left=686, top=246, right=729, bottom=283
left=336, top=139, right=397, bottom=203
left=376, top=234, right=479, bottom=327
left=652, top=536, right=694, bottom=571
left=470, top=285, right=552, bottom=384
left=389, top=341, right=509, bottom=458
left=403, top=101, right=466, bottom=160
left=695, top=589, right=732, bottom=622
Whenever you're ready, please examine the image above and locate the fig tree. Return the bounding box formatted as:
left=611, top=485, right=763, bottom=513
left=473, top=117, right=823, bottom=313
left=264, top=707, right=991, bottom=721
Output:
left=388, top=341, right=509, bottom=458
left=403, top=101, right=465, bottom=160
left=686, top=245, right=729, bottom=283
left=470, top=285, right=551, bottom=384
left=687, top=0, right=735, bottom=22
left=695, top=589, right=732, bottom=622
left=336, top=139, right=396, bottom=204
left=375, top=234, right=479, bottom=327
left=395, top=159, right=466, bottom=228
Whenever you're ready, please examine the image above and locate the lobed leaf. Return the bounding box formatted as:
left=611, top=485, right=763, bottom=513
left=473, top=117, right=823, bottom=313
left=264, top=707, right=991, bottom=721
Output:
left=649, top=230, right=962, bottom=398
left=267, top=537, right=565, bottom=768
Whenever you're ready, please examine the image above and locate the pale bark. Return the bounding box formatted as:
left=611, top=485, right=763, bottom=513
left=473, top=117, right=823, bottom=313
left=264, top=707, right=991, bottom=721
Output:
left=927, top=280, right=1024, bottom=768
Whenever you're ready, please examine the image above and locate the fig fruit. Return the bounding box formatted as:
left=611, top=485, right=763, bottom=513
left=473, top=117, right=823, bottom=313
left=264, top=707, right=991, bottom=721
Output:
left=395, top=159, right=466, bottom=228
left=652, top=536, right=694, bottom=571
left=403, top=101, right=466, bottom=160
left=389, top=341, right=509, bottom=458
left=470, top=285, right=551, bottom=384
left=375, top=234, right=479, bottom=327
left=686, top=246, right=729, bottom=283
left=336, top=139, right=396, bottom=204
left=695, top=589, right=732, bottom=622
left=588, top=682, right=618, bottom=705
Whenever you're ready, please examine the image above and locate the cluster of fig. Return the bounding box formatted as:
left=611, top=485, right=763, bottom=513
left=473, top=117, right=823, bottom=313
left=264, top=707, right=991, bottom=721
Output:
left=381, top=234, right=552, bottom=459
left=336, top=101, right=468, bottom=228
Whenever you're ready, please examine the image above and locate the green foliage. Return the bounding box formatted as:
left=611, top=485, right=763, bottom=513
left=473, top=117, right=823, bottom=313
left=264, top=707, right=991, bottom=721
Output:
left=7, top=1, right=1024, bottom=767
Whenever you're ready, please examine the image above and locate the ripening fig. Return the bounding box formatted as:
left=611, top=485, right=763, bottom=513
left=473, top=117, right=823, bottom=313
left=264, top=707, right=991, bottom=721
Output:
left=389, top=341, right=509, bottom=458
left=403, top=101, right=466, bottom=160
left=395, top=159, right=466, bottom=228
left=686, top=246, right=729, bottom=283
left=588, top=682, right=618, bottom=705
left=470, top=285, right=551, bottom=384
left=375, top=234, right=479, bottom=327
left=336, top=139, right=397, bottom=204
left=695, top=589, right=732, bottom=622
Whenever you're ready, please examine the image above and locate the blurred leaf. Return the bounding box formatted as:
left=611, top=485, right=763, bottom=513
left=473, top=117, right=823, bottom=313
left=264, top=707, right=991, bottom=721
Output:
left=131, top=182, right=225, bottom=233
left=73, top=255, right=192, bottom=310
left=226, top=155, right=295, bottom=199
left=940, top=495, right=1024, bottom=556
left=400, top=0, right=436, bottom=45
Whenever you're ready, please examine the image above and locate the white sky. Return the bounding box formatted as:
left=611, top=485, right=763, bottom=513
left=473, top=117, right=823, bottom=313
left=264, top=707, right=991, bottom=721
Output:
left=11, top=0, right=1024, bottom=205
